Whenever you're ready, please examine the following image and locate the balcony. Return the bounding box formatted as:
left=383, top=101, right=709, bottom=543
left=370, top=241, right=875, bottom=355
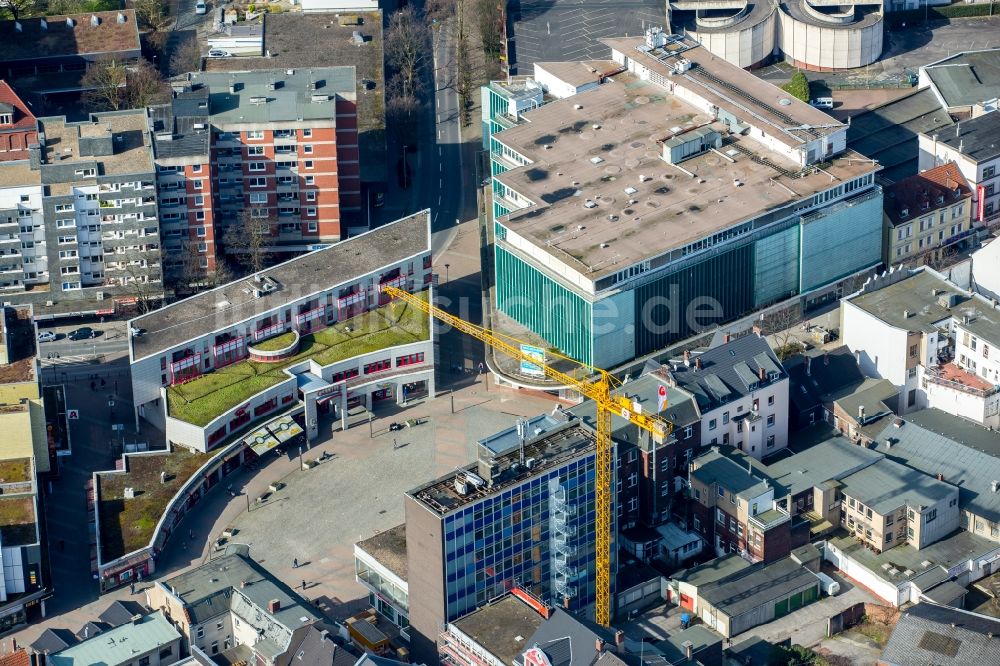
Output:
left=925, top=362, right=999, bottom=398
left=748, top=506, right=790, bottom=531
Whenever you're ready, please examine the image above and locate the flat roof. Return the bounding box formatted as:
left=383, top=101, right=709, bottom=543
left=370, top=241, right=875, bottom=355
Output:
left=39, top=109, right=153, bottom=178
left=929, top=111, right=1000, bottom=163
left=690, top=448, right=771, bottom=499
left=675, top=553, right=751, bottom=588
left=766, top=427, right=881, bottom=497
left=185, top=67, right=355, bottom=126
left=533, top=60, right=622, bottom=88
left=0, top=10, right=139, bottom=63
left=846, top=269, right=968, bottom=333
left=49, top=611, right=179, bottom=666
left=130, top=211, right=430, bottom=360
left=923, top=47, right=1000, bottom=109
left=409, top=422, right=596, bottom=515
left=839, top=458, right=955, bottom=515
left=493, top=72, right=876, bottom=277
left=699, top=556, right=818, bottom=618
left=356, top=524, right=407, bottom=581
left=828, top=528, right=997, bottom=586
left=452, top=595, right=546, bottom=665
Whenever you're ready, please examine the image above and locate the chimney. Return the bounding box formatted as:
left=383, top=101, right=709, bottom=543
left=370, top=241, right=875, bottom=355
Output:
left=993, top=480, right=999, bottom=493
left=563, top=596, right=571, bottom=609
left=752, top=324, right=763, bottom=337
left=682, top=640, right=694, bottom=660
left=937, top=473, right=944, bottom=482
left=854, top=349, right=861, bottom=364
left=858, top=405, right=865, bottom=421
left=695, top=357, right=702, bottom=371
left=684, top=350, right=691, bottom=367
left=595, top=638, right=605, bottom=654
left=723, top=333, right=731, bottom=344
left=268, top=598, right=280, bottom=614
left=614, top=630, right=625, bottom=653
left=758, top=366, right=766, bottom=381
left=805, top=356, right=812, bottom=376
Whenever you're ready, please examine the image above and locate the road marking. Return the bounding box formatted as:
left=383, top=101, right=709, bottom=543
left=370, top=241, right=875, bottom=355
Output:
left=437, top=98, right=441, bottom=109
left=438, top=195, right=442, bottom=205
left=439, top=178, right=443, bottom=188
left=439, top=163, right=443, bottom=172
left=438, top=146, right=442, bottom=156
left=438, top=130, right=442, bottom=140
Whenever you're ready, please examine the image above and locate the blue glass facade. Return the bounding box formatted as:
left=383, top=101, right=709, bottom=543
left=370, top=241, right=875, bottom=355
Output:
left=441, top=453, right=607, bottom=621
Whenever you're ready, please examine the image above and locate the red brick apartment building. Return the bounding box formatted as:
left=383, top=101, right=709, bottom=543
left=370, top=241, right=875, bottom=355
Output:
left=148, top=68, right=359, bottom=284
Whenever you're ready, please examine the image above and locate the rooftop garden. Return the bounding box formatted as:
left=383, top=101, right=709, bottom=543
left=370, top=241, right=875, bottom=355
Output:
left=167, top=290, right=430, bottom=427
left=97, top=448, right=209, bottom=561
left=0, top=458, right=31, bottom=484
left=0, top=497, right=36, bottom=546
left=251, top=330, right=298, bottom=352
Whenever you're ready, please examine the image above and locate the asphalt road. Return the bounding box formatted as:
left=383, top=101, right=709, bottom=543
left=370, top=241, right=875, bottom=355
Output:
left=36, top=322, right=130, bottom=363
left=428, top=27, right=465, bottom=257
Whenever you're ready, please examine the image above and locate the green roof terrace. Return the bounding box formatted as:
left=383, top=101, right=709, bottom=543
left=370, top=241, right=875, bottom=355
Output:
left=166, top=291, right=431, bottom=427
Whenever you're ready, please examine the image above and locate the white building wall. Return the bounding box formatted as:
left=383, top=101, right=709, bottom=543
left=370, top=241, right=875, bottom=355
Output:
left=823, top=540, right=905, bottom=605
left=698, top=377, right=789, bottom=460
left=533, top=65, right=599, bottom=100
left=925, top=381, right=1000, bottom=427
left=840, top=301, right=909, bottom=384
left=297, top=0, right=378, bottom=11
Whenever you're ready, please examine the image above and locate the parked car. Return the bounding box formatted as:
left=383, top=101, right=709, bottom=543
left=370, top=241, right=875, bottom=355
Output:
left=68, top=327, right=96, bottom=341
left=37, top=331, right=56, bottom=343
left=208, top=49, right=232, bottom=58
left=195, top=0, right=207, bottom=14
left=809, top=97, right=834, bottom=109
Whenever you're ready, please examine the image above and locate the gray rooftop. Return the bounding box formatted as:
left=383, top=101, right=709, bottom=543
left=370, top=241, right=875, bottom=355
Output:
left=847, top=87, right=952, bottom=183
left=881, top=603, right=1000, bottom=666
left=929, top=110, right=1000, bottom=163
left=148, top=87, right=210, bottom=161
left=515, top=607, right=615, bottom=666
left=828, top=528, right=997, bottom=586
left=766, top=429, right=883, bottom=498
left=160, top=552, right=322, bottom=634
left=875, top=409, right=1000, bottom=523
left=182, top=68, right=355, bottom=126
left=839, top=458, right=956, bottom=515
left=690, top=447, right=771, bottom=499
left=955, top=301, right=1000, bottom=347
left=923, top=48, right=1000, bottom=109
left=48, top=611, right=180, bottom=666
left=356, top=524, right=407, bottom=581
left=698, top=556, right=819, bottom=618
left=451, top=594, right=546, bottom=665
left=832, top=378, right=899, bottom=442
left=846, top=269, right=967, bottom=333
left=129, top=211, right=430, bottom=360
left=667, top=335, right=784, bottom=412
left=675, top=553, right=751, bottom=588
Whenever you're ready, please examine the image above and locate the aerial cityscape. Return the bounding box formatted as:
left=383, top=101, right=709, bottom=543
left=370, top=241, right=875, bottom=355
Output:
left=0, top=0, right=998, bottom=664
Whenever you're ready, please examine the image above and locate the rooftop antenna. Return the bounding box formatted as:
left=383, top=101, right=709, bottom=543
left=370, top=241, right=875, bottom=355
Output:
left=516, top=417, right=529, bottom=466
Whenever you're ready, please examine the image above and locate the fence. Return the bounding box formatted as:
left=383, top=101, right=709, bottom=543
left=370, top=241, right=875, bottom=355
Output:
left=826, top=601, right=901, bottom=637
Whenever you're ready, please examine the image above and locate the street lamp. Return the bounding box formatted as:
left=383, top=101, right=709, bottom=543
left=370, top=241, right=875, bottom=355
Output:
left=445, top=263, right=450, bottom=283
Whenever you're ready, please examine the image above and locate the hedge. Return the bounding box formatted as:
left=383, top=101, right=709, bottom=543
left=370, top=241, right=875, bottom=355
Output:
left=885, top=2, right=1000, bottom=28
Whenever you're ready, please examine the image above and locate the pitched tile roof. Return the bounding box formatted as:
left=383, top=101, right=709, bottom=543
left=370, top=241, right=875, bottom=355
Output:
left=0, top=10, right=140, bottom=63
left=883, top=161, right=972, bottom=227
left=0, top=80, right=35, bottom=131
left=0, top=651, right=30, bottom=666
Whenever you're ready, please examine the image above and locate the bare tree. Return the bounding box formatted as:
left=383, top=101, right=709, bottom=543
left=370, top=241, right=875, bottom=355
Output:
left=117, top=251, right=162, bottom=315
left=760, top=303, right=804, bottom=361
left=221, top=211, right=275, bottom=276
left=386, top=74, right=423, bottom=141
left=0, top=0, right=34, bottom=20
left=474, top=0, right=504, bottom=64
left=125, top=60, right=169, bottom=108
left=170, top=35, right=203, bottom=76
left=132, top=0, right=168, bottom=31
left=81, top=57, right=128, bottom=112
left=424, top=0, right=455, bottom=23
left=385, top=7, right=431, bottom=99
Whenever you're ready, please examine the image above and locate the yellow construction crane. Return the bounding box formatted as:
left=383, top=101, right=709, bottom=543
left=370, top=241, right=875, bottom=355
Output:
left=382, top=285, right=673, bottom=626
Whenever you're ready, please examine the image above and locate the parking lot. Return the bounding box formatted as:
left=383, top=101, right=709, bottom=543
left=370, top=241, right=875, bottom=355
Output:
left=36, top=321, right=129, bottom=362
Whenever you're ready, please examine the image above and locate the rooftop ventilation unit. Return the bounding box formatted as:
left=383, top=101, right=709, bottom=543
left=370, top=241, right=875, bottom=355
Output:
left=250, top=96, right=267, bottom=105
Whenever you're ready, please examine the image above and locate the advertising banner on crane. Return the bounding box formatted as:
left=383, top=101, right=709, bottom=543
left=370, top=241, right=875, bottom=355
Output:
left=519, top=344, right=546, bottom=377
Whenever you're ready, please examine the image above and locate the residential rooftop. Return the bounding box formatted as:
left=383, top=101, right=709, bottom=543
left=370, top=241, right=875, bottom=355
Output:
left=881, top=602, right=1000, bottom=665
left=202, top=12, right=385, bottom=181
left=48, top=611, right=179, bottom=666
left=493, top=71, right=878, bottom=278
left=766, top=429, right=883, bottom=498
left=666, top=334, right=784, bottom=412
left=699, top=556, right=818, bottom=617
left=0, top=10, right=140, bottom=63
left=839, top=457, right=955, bottom=515
left=929, top=110, right=1000, bottom=163
left=183, top=67, right=356, bottom=127
left=129, top=211, right=430, bottom=360
left=160, top=550, right=323, bottom=632
left=922, top=47, right=1000, bottom=110
left=690, top=447, right=771, bottom=499
left=356, top=524, right=408, bottom=581
left=845, top=268, right=969, bottom=333
left=832, top=378, right=899, bottom=442
left=39, top=109, right=154, bottom=178
left=165, top=289, right=430, bottom=426
left=0, top=495, right=36, bottom=546
left=0, top=306, right=37, bottom=384
left=883, top=161, right=972, bottom=227
left=450, top=594, right=546, bottom=665
left=409, top=420, right=595, bottom=515
left=827, top=528, right=997, bottom=586
left=875, top=409, right=1000, bottom=523
left=147, top=87, right=210, bottom=161
left=675, top=552, right=751, bottom=588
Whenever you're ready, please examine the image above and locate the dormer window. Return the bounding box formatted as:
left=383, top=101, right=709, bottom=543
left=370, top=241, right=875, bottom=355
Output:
left=0, top=113, right=12, bottom=126
left=899, top=207, right=909, bottom=218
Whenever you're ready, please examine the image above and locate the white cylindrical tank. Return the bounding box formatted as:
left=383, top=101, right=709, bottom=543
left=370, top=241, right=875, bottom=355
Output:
left=778, top=0, right=884, bottom=71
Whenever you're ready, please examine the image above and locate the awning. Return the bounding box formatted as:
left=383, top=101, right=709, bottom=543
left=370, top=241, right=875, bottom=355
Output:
left=269, top=415, right=304, bottom=443
left=245, top=427, right=280, bottom=456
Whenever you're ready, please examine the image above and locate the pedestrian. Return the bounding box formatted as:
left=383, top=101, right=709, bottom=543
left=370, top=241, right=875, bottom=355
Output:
left=100, top=378, right=106, bottom=387
left=189, top=529, right=194, bottom=540
left=293, top=558, right=299, bottom=568
left=130, top=582, right=135, bottom=595
left=302, top=580, right=307, bottom=590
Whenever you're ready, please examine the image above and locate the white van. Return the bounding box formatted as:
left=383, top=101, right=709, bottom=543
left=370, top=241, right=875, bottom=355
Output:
left=816, top=571, right=841, bottom=596
left=810, top=97, right=834, bottom=109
